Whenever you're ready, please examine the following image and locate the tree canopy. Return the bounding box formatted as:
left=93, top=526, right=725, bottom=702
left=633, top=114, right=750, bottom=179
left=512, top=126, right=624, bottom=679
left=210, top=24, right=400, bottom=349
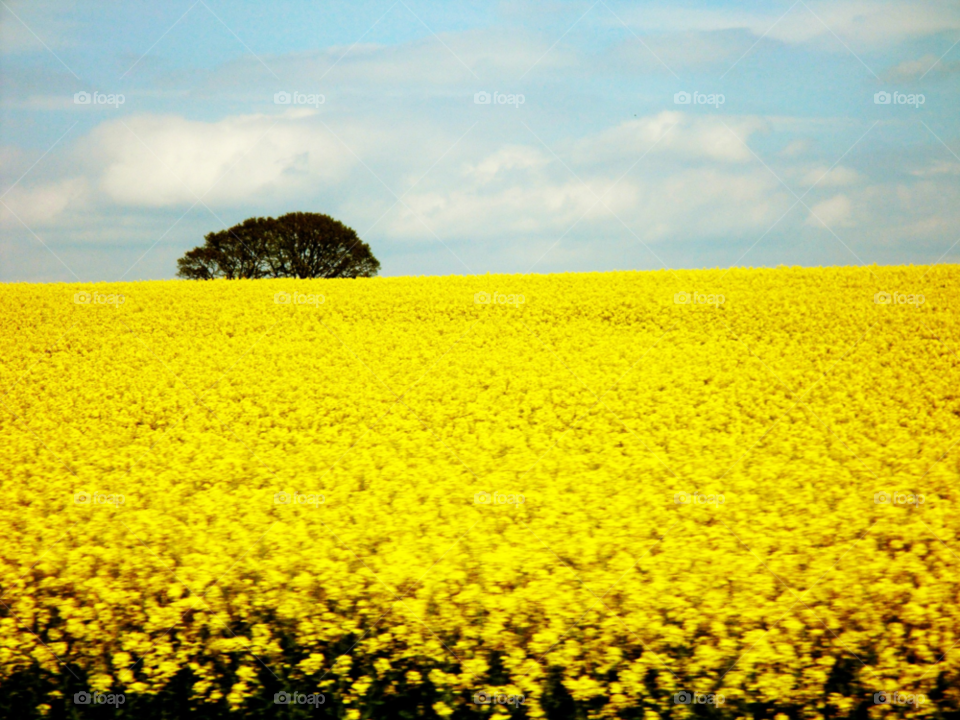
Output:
left=176, top=213, right=380, bottom=280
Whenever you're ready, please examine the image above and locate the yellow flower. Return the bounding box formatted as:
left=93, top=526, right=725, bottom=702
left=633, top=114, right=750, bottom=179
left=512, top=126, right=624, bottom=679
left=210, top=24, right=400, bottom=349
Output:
left=0, top=267, right=957, bottom=716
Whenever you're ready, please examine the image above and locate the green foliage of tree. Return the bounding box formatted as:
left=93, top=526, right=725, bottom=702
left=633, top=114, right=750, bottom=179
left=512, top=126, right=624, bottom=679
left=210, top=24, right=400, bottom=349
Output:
left=177, top=213, right=380, bottom=280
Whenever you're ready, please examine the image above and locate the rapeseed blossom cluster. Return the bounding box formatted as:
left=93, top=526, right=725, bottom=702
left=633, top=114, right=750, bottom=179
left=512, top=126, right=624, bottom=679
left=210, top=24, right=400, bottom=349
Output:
left=1, top=266, right=958, bottom=718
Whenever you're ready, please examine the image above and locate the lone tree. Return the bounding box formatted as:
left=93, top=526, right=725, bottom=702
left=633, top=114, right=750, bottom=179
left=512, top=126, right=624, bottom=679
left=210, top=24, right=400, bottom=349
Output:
left=177, top=212, right=380, bottom=280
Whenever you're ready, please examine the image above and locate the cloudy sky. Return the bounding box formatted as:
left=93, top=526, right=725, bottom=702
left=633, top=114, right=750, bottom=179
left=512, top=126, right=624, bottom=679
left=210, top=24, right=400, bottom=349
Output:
left=1, top=0, right=959, bottom=282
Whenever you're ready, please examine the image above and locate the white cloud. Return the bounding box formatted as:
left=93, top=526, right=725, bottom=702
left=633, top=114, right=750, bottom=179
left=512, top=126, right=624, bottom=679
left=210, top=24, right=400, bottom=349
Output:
left=388, top=164, right=787, bottom=243
left=384, top=113, right=788, bottom=244
left=260, top=28, right=573, bottom=90
left=857, top=180, right=960, bottom=245
left=81, top=111, right=356, bottom=208
left=0, top=178, right=89, bottom=228
left=0, top=1, right=78, bottom=55
left=618, top=0, right=960, bottom=49
left=806, top=194, right=853, bottom=227
left=801, top=165, right=861, bottom=187
left=911, top=160, right=960, bottom=177
left=780, top=139, right=810, bottom=158
left=2, top=101, right=953, bottom=272
left=887, top=55, right=937, bottom=80
left=572, top=112, right=768, bottom=166
left=466, top=145, right=550, bottom=184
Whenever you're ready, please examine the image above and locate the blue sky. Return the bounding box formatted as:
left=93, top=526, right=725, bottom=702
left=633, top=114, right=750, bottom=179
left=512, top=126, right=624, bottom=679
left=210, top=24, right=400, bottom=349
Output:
left=2, top=0, right=959, bottom=282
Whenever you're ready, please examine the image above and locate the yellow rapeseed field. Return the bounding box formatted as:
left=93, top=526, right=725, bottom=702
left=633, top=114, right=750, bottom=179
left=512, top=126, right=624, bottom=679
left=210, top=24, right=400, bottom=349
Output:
left=1, top=266, right=958, bottom=718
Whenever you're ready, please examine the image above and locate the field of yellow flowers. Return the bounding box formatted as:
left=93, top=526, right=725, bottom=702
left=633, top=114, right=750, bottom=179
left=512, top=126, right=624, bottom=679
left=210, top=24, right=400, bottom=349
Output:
left=1, top=266, right=958, bottom=719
